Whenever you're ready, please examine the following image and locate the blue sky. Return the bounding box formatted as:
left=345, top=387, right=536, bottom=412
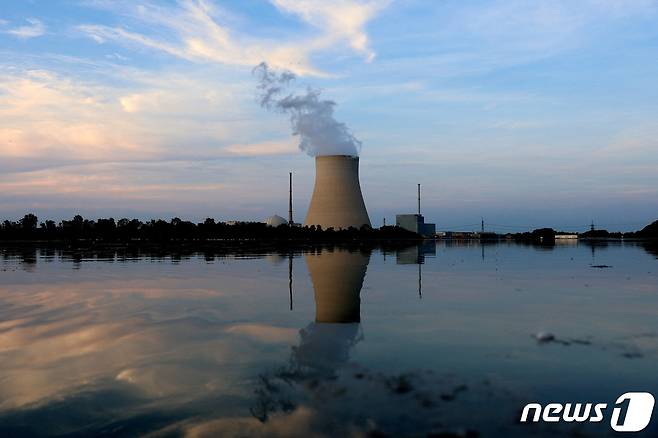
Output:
left=1, top=0, right=657, bottom=232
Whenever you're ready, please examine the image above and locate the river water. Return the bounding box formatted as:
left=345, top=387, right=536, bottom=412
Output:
left=1, top=241, right=657, bottom=437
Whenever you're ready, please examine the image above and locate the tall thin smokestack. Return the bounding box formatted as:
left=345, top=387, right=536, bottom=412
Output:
left=304, top=155, right=370, bottom=230
left=289, top=172, right=293, bottom=225
left=418, top=183, right=421, bottom=215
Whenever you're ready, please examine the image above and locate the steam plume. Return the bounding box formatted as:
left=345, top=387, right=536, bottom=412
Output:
left=253, top=62, right=361, bottom=157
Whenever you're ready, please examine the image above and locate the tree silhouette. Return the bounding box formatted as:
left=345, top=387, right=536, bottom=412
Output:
left=1, top=213, right=656, bottom=244
left=20, top=214, right=38, bottom=231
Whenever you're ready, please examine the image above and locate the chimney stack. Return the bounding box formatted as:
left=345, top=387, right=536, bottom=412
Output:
left=288, top=172, right=293, bottom=225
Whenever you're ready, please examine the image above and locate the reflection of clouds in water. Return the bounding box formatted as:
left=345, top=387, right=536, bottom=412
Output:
left=247, top=361, right=525, bottom=437
left=245, top=247, right=520, bottom=437
left=226, top=324, right=298, bottom=344
left=0, top=280, right=294, bottom=412
left=1, top=243, right=657, bottom=436
left=293, top=322, right=362, bottom=376
left=182, top=406, right=322, bottom=438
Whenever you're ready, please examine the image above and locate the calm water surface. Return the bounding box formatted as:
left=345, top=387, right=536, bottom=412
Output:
left=1, top=241, right=657, bottom=437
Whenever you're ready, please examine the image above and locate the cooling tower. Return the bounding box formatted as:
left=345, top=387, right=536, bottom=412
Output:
left=305, top=248, right=370, bottom=323
left=304, top=155, right=371, bottom=230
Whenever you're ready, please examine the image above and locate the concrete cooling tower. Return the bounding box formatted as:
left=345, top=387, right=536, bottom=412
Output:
left=304, top=155, right=371, bottom=230
left=305, top=248, right=370, bottom=323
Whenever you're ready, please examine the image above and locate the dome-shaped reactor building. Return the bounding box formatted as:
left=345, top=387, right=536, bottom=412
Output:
left=265, top=214, right=287, bottom=227
left=304, top=155, right=371, bottom=230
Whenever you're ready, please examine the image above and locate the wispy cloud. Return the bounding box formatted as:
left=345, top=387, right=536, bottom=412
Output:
left=270, top=0, right=390, bottom=62
left=77, top=0, right=389, bottom=75
left=5, top=18, right=46, bottom=39
left=0, top=64, right=304, bottom=216
left=1, top=0, right=658, bottom=223
left=0, top=66, right=265, bottom=164
left=0, top=69, right=153, bottom=161
left=597, top=123, right=658, bottom=159
left=223, top=140, right=298, bottom=156
left=105, top=52, right=128, bottom=61
left=373, top=0, right=658, bottom=79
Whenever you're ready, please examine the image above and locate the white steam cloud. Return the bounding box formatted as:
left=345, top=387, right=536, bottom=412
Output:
left=254, top=62, right=361, bottom=157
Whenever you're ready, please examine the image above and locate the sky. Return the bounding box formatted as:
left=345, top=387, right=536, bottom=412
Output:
left=1, top=0, right=658, bottom=232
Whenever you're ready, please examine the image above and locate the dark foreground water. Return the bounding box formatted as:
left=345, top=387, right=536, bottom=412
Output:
left=1, top=241, right=657, bottom=437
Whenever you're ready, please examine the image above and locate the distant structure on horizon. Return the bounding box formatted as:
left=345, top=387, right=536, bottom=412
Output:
left=304, top=155, right=371, bottom=230
left=265, top=215, right=287, bottom=227
left=265, top=171, right=301, bottom=227
left=396, top=214, right=435, bottom=236
left=396, top=184, right=435, bottom=237
left=288, top=172, right=294, bottom=225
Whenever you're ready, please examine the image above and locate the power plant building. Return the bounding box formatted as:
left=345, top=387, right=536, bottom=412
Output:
left=304, top=155, right=371, bottom=230
left=396, top=214, right=436, bottom=237
left=265, top=215, right=287, bottom=227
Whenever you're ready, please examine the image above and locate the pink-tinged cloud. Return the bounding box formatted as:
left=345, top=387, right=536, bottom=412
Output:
left=223, top=140, right=298, bottom=156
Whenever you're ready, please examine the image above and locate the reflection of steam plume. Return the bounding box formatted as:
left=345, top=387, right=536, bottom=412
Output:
left=254, top=63, right=361, bottom=157
left=251, top=248, right=370, bottom=421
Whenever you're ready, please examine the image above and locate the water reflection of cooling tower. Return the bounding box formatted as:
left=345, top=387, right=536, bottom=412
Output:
left=293, top=248, right=369, bottom=373
left=305, top=248, right=370, bottom=323
left=304, top=155, right=371, bottom=230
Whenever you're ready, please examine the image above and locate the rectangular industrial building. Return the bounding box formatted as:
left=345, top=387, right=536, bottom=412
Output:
left=396, top=214, right=436, bottom=237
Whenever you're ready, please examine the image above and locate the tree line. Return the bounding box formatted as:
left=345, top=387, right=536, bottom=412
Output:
left=512, top=220, right=658, bottom=243
left=2, top=213, right=656, bottom=243
left=0, top=214, right=422, bottom=242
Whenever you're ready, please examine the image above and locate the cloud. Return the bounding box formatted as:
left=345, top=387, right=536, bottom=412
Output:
left=119, top=90, right=164, bottom=113
left=77, top=24, right=193, bottom=59
left=77, top=0, right=389, bottom=75
left=5, top=18, right=46, bottom=39
left=371, top=0, right=658, bottom=80
left=0, top=156, right=302, bottom=219
left=270, top=0, right=390, bottom=62
left=223, top=140, right=298, bottom=156
left=2, top=0, right=657, bottom=223
left=0, top=166, right=226, bottom=201
left=0, top=66, right=260, bottom=162
left=596, top=123, right=658, bottom=159
left=105, top=52, right=129, bottom=61
left=0, top=69, right=151, bottom=161
left=0, top=62, right=316, bottom=218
